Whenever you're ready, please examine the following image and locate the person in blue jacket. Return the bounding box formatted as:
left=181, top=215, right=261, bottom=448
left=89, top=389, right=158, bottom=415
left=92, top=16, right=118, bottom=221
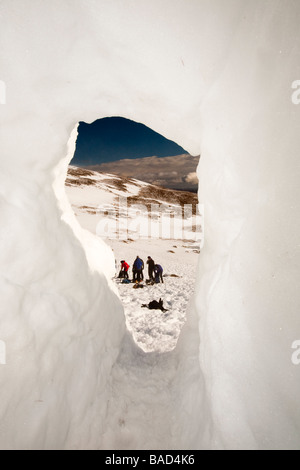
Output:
left=154, top=264, right=164, bottom=283
left=133, top=256, right=144, bottom=282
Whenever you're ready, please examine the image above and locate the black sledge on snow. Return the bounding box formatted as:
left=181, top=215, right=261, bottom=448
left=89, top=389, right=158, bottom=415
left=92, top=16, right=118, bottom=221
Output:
left=142, top=298, right=168, bottom=312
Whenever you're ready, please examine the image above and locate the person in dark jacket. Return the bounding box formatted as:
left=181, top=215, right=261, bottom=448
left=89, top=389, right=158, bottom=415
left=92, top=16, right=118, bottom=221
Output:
left=133, top=256, right=144, bottom=282
left=147, top=256, right=155, bottom=281
left=154, top=264, right=164, bottom=283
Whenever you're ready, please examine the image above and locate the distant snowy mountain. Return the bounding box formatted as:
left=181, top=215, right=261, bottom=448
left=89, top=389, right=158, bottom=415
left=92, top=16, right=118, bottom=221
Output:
left=85, top=153, right=200, bottom=192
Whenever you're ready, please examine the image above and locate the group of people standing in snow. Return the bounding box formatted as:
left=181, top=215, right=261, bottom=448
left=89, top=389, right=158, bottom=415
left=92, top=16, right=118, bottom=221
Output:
left=119, top=256, right=164, bottom=284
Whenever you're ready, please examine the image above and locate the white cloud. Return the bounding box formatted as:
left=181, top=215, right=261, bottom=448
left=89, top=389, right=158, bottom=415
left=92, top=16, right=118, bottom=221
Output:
left=87, top=154, right=200, bottom=190
left=185, top=172, right=198, bottom=184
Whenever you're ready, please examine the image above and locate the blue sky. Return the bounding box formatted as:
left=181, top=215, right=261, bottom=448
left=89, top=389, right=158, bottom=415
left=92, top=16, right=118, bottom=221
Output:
left=72, top=116, right=189, bottom=166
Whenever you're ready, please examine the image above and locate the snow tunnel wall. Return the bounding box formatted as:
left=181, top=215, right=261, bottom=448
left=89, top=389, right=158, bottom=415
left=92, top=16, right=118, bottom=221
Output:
left=0, top=0, right=300, bottom=449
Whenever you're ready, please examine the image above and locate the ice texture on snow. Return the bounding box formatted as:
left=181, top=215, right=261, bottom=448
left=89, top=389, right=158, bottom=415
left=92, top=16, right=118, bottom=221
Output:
left=0, top=0, right=300, bottom=450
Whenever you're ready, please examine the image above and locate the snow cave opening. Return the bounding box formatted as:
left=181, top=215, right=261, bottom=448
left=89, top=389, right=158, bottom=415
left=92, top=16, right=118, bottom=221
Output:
left=1, top=0, right=300, bottom=451
left=64, top=117, right=202, bottom=354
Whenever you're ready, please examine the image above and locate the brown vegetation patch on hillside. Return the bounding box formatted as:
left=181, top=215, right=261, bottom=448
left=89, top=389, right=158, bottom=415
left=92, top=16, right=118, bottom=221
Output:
left=139, top=185, right=197, bottom=205
left=127, top=186, right=199, bottom=215
left=65, top=177, right=95, bottom=186
left=68, top=167, right=96, bottom=178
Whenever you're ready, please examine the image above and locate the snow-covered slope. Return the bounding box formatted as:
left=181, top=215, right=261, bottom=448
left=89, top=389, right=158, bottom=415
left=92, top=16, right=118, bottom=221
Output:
left=66, top=166, right=201, bottom=242
left=66, top=165, right=201, bottom=353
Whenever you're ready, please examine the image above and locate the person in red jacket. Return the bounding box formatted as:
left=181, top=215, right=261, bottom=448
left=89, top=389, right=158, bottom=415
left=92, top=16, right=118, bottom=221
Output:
left=120, top=260, right=129, bottom=279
